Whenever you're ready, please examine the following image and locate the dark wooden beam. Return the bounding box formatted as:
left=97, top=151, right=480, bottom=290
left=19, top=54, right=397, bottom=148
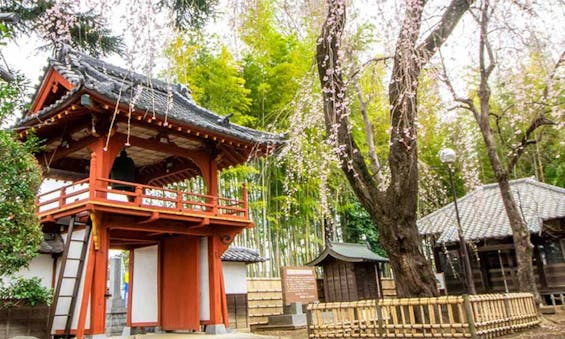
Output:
left=115, top=132, right=209, bottom=164
left=42, top=135, right=99, bottom=163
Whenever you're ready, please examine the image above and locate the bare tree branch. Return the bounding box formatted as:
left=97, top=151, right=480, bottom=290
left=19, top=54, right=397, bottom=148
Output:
left=437, top=50, right=479, bottom=119
left=353, top=80, right=383, bottom=180
left=347, top=56, right=392, bottom=84
left=507, top=115, right=555, bottom=171
left=417, top=0, right=475, bottom=67
left=479, top=0, right=496, bottom=78
left=504, top=49, right=564, bottom=172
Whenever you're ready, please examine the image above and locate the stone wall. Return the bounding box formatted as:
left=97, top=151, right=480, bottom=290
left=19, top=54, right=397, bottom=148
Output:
left=0, top=305, right=50, bottom=339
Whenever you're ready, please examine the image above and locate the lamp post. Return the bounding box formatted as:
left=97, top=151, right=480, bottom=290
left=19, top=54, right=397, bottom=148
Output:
left=439, top=148, right=476, bottom=295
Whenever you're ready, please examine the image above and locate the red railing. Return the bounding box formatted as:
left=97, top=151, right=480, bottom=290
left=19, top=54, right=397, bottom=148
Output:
left=37, top=178, right=249, bottom=220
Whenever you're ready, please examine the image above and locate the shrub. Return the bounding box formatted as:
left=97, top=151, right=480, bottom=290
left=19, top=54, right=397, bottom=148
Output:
left=0, top=276, right=53, bottom=308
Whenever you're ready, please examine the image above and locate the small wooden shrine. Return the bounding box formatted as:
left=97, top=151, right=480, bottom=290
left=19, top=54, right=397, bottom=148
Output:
left=307, top=242, right=389, bottom=302
left=14, top=47, right=281, bottom=336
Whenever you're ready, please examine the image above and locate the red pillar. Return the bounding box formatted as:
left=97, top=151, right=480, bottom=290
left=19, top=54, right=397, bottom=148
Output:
left=86, top=136, right=124, bottom=335
left=207, top=156, right=218, bottom=196
left=208, top=233, right=235, bottom=328
left=208, top=235, right=223, bottom=325
left=90, top=217, right=108, bottom=335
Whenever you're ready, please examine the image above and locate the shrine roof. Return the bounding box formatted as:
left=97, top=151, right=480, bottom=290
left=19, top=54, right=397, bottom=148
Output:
left=221, top=246, right=267, bottom=264
left=307, top=242, right=389, bottom=266
left=16, top=47, right=283, bottom=146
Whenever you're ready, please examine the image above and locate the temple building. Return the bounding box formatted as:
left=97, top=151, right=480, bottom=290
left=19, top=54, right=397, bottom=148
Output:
left=14, top=47, right=282, bottom=337
left=419, top=178, right=565, bottom=302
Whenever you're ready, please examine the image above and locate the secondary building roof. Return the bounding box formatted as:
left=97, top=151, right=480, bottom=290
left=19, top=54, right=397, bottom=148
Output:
left=221, top=246, right=267, bottom=264
left=15, top=46, right=283, bottom=147
left=307, top=242, right=389, bottom=266
left=39, top=233, right=64, bottom=254
left=418, top=177, right=565, bottom=244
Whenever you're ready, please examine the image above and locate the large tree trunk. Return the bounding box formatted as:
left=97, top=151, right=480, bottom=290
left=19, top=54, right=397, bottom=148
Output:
left=477, top=91, right=539, bottom=301
left=315, top=0, right=472, bottom=297
left=474, top=0, right=540, bottom=303
left=381, top=9, right=438, bottom=296
left=498, top=179, right=537, bottom=296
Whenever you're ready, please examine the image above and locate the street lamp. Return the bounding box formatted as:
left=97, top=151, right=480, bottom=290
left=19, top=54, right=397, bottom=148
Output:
left=439, top=148, right=476, bottom=295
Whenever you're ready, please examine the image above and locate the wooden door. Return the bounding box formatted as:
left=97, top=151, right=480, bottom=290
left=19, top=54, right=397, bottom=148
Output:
left=161, top=236, right=200, bottom=331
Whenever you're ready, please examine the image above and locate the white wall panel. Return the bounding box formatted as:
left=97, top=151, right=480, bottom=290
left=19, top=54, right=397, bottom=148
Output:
left=131, top=245, right=158, bottom=324
left=222, top=262, right=247, bottom=294
left=199, top=237, right=209, bottom=321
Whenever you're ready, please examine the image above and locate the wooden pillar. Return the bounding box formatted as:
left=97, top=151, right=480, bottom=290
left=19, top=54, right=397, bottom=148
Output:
left=208, top=233, right=233, bottom=328
left=208, top=235, right=223, bottom=325
left=375, top=263, right=383, bottom=299
left=207, top=157, right=218, bottom=196
left=86, top=136, right=123, bottom=336
left=478, top=252, right=491, bottom=292
left=89, top=136, right=125, bottom=200
left=90, top=216, right=109, bottom=335
left=534, top=245, right=548, bottom=290
left=208, top=156, right=219, bottom=213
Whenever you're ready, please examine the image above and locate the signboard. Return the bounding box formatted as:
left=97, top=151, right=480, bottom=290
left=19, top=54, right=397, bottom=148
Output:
left=280, top=266, right=318, bottom=305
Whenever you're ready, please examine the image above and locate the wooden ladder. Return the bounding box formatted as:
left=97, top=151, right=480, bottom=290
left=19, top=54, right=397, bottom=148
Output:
left=48, top=216, right=92, bottom=338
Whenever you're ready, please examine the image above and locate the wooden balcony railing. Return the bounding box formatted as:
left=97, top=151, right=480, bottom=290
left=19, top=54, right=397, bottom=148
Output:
left=37, top=178, right=249, bottom=220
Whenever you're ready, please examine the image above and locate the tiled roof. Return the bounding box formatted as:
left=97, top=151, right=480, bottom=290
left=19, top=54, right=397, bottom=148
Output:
left=221, top=246, right=267, bottom=263
left=38, top=233, right=64, bottom=254
left=307, top=242, right=389, bottom=266
left=16, top=47, right=283, bottom=146
left=418, top=177, right=565, bottom=244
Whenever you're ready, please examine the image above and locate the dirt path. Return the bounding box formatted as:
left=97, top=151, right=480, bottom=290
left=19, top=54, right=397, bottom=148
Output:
left=251, top=328, right=307, bottom=339
left=504, top=313, right=565, bottom=338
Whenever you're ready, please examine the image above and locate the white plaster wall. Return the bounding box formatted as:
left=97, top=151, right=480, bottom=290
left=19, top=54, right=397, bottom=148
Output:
left=0, top=244, right=89, bottom=334
left=131, top=245, right=158, bottom=324
left=222, top=262, right=247, bottom=294
left=199, top=237, right=210, bottom=321
left=7, top=254, right=53, bottom=289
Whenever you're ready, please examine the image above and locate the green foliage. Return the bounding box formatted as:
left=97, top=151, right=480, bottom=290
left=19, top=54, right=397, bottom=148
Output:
left=0, top=131, right=42, bottom=275
left=240, top=0, right=315, bottom=128
left=68, top=12, right=123, bottom=57
left=0, top=64, right=42, bottom=275
left=160, top=0, right=218, bottom=30
left=0, top=276, right=53, bottom=308
left=340, top=200, right=386, bottom=257
left=0, top=0, right=122, bottom=56
left=166, top=33, right=254, bottom=126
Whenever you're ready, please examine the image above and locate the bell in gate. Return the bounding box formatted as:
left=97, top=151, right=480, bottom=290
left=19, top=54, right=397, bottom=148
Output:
left=110, top=150, right=136, bottom=192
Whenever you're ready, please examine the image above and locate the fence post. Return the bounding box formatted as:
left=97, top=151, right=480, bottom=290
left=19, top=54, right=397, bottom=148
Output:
left=306, top=305, right=312, bottom=338
left=463, top=295, right=477, bottom=339
left=503, top=293, right=512, bottom=332
left=376, top=300, right=384, bottom=337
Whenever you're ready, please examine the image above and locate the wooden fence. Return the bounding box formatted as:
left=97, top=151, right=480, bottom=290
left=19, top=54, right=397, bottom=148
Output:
left=247, top=277, right=396, bottom=327
left=247, top=278, right=283, bottom=326
left=307, top=293, right=539, bottom=338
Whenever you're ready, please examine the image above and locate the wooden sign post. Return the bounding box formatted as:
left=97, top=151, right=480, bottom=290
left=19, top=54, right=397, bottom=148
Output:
left=280, top=266, right=318, bottom=306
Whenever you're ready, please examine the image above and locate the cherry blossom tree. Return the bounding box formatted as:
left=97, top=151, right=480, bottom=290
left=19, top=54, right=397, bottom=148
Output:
left=316, top=0, right=474, bottom=297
